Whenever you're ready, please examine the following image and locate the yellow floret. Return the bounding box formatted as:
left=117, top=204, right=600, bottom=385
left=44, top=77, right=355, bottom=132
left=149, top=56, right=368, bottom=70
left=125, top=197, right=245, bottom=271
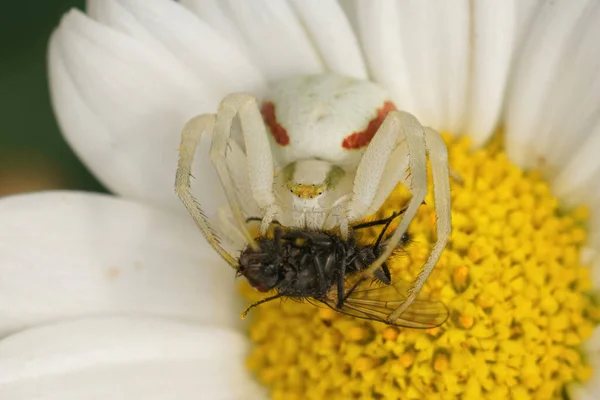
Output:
left=242, top=135, right=598, bottom=399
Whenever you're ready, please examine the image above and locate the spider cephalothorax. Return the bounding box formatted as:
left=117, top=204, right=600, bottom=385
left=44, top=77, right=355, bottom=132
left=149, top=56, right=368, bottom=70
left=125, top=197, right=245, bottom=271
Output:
left=175, top=73, right=451, bottom=321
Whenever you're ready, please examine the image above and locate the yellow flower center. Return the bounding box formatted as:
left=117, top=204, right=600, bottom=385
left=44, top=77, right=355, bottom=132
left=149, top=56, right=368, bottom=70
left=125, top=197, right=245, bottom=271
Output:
left=242, top=135, right=598, bottom=400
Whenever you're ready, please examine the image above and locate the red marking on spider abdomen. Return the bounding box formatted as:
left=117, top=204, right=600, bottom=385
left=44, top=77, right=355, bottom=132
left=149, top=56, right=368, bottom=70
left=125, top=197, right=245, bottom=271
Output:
left=261, top=101, right=289, bottom=146
left=342, top=101, right=397, bottom=149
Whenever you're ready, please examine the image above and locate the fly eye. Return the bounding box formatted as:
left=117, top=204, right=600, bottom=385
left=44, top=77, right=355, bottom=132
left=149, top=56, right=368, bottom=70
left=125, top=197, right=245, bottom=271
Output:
left=318, top=191, right=323, bottom=195
left=401, top=232, right=412, bottom=244
left=290, top=189, right=293, bottom=193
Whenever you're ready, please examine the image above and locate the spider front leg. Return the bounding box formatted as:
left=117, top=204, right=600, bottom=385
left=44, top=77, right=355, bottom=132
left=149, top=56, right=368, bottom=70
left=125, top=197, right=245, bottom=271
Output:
left=387, top=127, right=451, bottom=321
left=347, top=110, right=428, bottom=248
left=211, top=93, right=282, bottom=235
left=176, top=114, right=241, bottom=267
left=346, top=111, right=451, bottom=322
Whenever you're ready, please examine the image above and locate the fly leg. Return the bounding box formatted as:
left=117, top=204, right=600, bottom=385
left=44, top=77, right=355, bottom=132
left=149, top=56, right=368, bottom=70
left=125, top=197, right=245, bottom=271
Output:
left=373, top=214, right=397, bottom=250
left=343, top=258, right=365, bottom=303
left=335, top=255, right=347, bottom=309
left=344, top=257, right=393, bottom=300
left=273, top=226, right=283, bottom=253
left=375, top=263, right=392, bottom=285
left=314, top=254, right=331, bottom=299
left=369, top=214, right=397, bottom=286
left=351, top=207, right=407, bottom=230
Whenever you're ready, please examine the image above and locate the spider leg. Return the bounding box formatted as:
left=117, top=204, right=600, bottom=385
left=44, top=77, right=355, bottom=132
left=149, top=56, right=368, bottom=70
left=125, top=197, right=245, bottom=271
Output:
left=328, top=205, right=350, bottom=239
left=346, top=113, right=427, bottom=280
left=362, top=143, right=412, bottom=218
left=246, top=216, right=282, bottom=226
left=175, top=114, right=239, bottom=268
left=345, top=111, right=425, bottom=223
left=388, top=127, right=450, bottom=321
left=211, top=93, right=281, bottom=237
left=216, top=206, right=247, bottom=251
left=351, top=112, right=442, bottom=315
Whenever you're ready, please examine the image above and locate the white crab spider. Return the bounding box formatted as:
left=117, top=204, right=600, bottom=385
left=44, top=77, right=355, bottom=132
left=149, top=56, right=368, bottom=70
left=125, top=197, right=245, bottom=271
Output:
left=176, top=74, right=451, bottom=320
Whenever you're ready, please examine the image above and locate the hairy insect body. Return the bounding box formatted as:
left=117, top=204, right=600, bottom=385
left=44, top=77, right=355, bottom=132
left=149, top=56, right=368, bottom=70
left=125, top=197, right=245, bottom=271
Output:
left=240, top=229, right=378, bottom=300
left=237, top=216, right=448, bottom=328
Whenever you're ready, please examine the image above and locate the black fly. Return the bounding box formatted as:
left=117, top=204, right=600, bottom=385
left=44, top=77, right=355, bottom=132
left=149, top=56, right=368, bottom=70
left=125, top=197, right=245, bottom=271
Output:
left=239, top=211, right=448, bottom=328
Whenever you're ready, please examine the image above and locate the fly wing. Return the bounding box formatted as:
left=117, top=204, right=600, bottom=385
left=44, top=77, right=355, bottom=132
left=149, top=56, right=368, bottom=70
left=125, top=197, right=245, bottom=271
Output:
left=318, top=279, right=449, bottom=329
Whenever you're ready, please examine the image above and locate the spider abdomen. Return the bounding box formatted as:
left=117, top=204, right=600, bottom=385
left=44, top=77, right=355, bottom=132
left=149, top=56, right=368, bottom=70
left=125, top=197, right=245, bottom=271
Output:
left=261, top=73, right=395, bottom=169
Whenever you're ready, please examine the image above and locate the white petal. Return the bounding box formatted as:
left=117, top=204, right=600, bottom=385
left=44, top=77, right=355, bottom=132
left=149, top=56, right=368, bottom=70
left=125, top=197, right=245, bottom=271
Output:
left=587, top=208, right=600, bottom=294
left=570, top=385, right=600, bottom=400
left=0, top=317, right=267, bottom=400
left=288, top=0, right=367, bottom=80
left=569, top=352, right=600, bottom=400
left=227, top=0, right=325, bottom=80
left=90, top=0, right=266, bottom=99
left=0, top=192, right=243, bottom=338
left=88, top=0, right=161, bottom=42
left=337, top=0, right=360, bottom=40
left=179, top=0, right=253, bottom=57
left=184, top=0, right=324, bottom=81
left=590, top=206, right=600, bottom=259
left=591, top=251, right=600, bottom=297
left=356, top=1, right=416, bottom=113
left=86, top=0, right=101, bottom=18
left=515, top=0, right=542, bottom=44
left=464, top=0, right=516, bottom=146
left=437, top=0, right=470, bottom=135
left=552, top=122, right=600, bottom=208
left=49, top=9, right=227, bottom=213
left=584, top=326, right=600, bottom=353
left=357, top=1, right=470, bottom=133
left=529, top=3, right=600, bottom=180
left=394, top=0, right=446, bottom=128
left=504, top=0, right=591, bottom=168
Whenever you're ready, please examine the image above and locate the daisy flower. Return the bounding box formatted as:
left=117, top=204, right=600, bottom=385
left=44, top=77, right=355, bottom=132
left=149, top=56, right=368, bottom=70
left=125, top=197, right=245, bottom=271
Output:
left=2, top=0, right=600, bottom=399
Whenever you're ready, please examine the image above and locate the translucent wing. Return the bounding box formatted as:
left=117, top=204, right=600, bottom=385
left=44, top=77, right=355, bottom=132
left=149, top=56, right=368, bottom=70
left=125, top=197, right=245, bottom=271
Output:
left=315, top=279, right=448, bottom=329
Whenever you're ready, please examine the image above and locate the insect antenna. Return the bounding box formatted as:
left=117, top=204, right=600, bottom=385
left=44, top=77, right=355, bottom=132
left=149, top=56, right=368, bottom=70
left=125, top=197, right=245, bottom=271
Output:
left=241, top=293, right=285, bottom=319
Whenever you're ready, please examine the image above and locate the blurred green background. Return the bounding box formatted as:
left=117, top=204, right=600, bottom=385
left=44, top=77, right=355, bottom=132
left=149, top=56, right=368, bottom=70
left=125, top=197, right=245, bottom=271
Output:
left=0, top=0, right=106, bottom=196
